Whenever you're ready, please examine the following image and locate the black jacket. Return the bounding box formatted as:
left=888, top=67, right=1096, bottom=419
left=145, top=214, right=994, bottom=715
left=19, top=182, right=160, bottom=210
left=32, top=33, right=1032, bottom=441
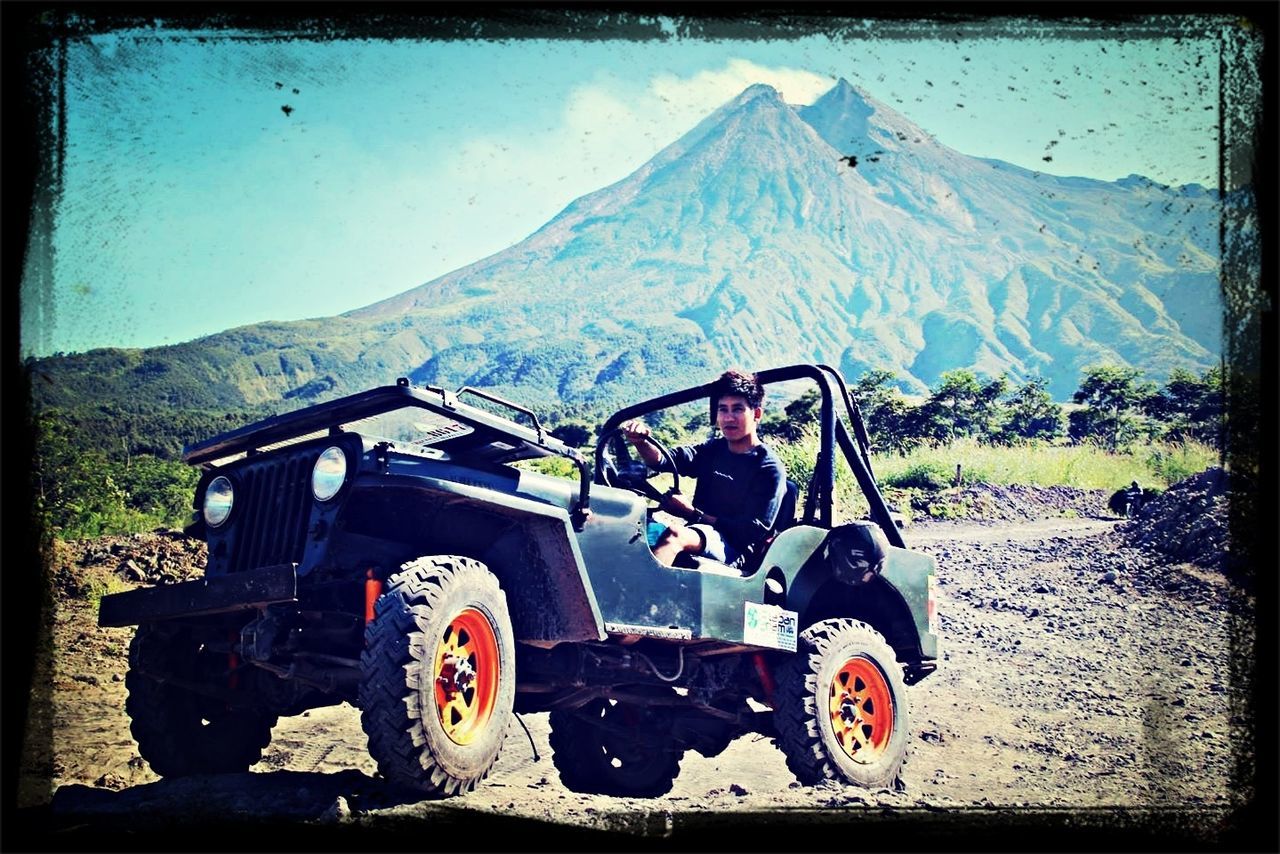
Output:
left=664, top=438, right=786, bottom=554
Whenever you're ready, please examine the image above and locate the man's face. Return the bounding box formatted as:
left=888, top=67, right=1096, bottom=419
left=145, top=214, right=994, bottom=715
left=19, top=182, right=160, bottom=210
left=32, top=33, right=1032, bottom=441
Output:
left=716, top=394, right=762, bottom=443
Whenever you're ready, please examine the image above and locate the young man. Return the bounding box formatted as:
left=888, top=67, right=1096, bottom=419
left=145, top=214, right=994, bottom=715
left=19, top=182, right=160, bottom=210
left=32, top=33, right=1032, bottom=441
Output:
left=621, top=369, right=787, bottom=567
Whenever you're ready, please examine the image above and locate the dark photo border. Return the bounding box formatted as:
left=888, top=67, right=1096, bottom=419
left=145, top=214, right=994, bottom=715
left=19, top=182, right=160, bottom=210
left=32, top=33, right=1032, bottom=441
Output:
left=3, top=3, right=1274, bottom=851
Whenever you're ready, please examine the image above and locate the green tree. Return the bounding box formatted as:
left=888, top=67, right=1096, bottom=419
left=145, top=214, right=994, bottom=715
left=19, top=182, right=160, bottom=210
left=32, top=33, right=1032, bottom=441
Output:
left=849, top=370, right=919, bottom=454
left=760, top=388, right=820, bottom=441
left=871, top=394, right=921, bottom=454
left=116, top=455, right=201, bottom=523
left=1142, top=366, right=1224, bottom=446
left=1069, top=364, right=1155, bottom=450
left=850, top=370, right=898, bottom=420
left=973, top=374, right=1010, bottom=440
left=998, top=377, right=1064, bottom=444
left=912, top=370, right=1008, bottom=445
left=32, top=411, right=201, bottom=539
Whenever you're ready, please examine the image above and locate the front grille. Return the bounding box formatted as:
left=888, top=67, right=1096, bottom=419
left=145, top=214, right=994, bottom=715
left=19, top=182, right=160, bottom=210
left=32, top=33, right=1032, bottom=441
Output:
left=228, top=448, right=320, bottom=574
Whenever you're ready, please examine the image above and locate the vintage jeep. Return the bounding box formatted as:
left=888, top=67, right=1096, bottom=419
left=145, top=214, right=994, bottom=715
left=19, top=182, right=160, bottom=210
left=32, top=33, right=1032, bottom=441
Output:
left=99, top=364, right=939, bottom=797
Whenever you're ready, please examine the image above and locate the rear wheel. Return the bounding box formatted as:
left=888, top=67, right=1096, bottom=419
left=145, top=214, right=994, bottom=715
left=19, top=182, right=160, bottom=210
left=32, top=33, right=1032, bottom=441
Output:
left=549, top=693, right=683, bottom=797
left=360, top=555, right=515, bottom=796
left=774, top=619, right=909, bottom=788
left=125, top=623, right=277, bottom=776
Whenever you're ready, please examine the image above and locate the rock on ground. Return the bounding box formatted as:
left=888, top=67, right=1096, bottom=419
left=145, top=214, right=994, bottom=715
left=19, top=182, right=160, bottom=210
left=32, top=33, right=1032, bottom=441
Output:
left=48, top=529, right=207, bottom=605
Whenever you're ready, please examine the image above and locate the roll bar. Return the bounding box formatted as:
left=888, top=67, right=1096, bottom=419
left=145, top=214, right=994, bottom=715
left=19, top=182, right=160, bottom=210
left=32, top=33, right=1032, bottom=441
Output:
left=596, top=364, right=905, bottom=547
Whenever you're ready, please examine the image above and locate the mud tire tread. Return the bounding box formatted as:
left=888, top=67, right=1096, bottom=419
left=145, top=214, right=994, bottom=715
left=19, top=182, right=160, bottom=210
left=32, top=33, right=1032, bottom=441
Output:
left=359, top=555, right=514, bottom=797
left=124, top=624, right=276, bottom=777
left=773, top=618, right=910, bottom=789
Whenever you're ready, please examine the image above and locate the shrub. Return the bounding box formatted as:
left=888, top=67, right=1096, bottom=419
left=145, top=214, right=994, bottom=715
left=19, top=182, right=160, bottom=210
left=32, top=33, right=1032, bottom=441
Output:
left=884, top=462, right=954, bottom=491
left=1139, top=440, right=1220, bottom=486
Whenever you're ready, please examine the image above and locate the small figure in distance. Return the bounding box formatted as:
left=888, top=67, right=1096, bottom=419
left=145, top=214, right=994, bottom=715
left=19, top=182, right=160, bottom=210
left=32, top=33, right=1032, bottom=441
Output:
left=620, top=369, right=787, bottom=567
left=1123, top=479, right=1144, bottom=518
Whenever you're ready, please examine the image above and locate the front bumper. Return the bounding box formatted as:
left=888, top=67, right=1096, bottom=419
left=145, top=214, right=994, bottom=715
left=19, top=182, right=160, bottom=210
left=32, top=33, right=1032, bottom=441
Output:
left=97, top=563, right=298, bottom=628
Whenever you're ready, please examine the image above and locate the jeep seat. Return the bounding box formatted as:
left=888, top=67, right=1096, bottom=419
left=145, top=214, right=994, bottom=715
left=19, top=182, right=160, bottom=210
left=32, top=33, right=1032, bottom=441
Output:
left=721, top=479, right=801, bottom=577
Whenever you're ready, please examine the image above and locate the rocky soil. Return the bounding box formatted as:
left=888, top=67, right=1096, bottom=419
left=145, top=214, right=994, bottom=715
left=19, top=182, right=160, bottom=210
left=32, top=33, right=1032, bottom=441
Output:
left=1119, top=466, right=1236, bottom=574
left=12, top=472, right=1261, bottom=849
left=907, top=481, right=1116, bottom=525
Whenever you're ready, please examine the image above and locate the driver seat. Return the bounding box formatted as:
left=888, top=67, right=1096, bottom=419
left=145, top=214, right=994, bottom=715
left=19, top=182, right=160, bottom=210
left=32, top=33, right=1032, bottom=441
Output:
left=773, top=479, right=800, bottom=533
left=732, top=479, right=800, bottom=575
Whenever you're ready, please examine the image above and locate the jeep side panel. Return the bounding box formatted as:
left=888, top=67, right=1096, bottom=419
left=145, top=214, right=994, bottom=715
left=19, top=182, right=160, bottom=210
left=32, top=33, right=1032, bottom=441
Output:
left=879, top=548, right=940, bottom=659
left=695, top=526, right=829, bottom=641
left=575, top=519, right=830, bottom=647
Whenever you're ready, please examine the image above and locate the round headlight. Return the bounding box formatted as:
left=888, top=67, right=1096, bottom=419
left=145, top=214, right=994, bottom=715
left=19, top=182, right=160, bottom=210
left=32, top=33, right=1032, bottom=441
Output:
left=312, top=446, right=348, bottom=501
left=203, top=476, right=234, bottom=527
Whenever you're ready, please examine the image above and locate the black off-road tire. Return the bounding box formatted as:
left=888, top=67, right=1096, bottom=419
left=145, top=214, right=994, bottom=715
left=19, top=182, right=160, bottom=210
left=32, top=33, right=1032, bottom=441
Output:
left=774, top=619, right=909, bottom=789
left=124, top=623, right=277, bottom=777
left=360, top=555, right=515, bottom=797
left=548, top=695, right=683, bottom=797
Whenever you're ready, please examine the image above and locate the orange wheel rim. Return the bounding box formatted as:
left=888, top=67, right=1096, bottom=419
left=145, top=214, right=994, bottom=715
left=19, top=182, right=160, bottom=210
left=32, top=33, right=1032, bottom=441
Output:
left=828, top=656, right=894, bottom=763
left=432, top=607, right=500, bottom=745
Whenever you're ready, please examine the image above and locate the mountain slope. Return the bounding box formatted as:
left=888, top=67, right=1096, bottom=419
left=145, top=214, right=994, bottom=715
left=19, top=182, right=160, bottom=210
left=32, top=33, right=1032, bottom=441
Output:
left=347, top=80, right=1220, bottom=398
left=31, top=80, right=1225, bottom=417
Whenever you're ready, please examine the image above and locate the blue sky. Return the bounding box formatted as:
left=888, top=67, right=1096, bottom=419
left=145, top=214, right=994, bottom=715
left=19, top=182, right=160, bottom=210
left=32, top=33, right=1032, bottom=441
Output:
left=21, top=16, right=1230, bottom=358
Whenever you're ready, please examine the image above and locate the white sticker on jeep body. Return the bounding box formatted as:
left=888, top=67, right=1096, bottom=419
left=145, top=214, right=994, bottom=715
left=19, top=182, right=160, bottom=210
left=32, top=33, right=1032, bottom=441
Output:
left=743, top=602, right=798, bottom=652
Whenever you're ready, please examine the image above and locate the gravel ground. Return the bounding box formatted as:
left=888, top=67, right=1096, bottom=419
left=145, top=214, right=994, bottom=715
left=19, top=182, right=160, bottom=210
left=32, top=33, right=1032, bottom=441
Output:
left=12, top=474, right=1263, bottom=850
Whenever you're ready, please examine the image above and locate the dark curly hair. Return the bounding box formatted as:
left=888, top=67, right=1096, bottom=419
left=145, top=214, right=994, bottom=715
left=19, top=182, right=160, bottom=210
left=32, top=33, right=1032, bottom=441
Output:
left=712, top=369, right=765, bottom=409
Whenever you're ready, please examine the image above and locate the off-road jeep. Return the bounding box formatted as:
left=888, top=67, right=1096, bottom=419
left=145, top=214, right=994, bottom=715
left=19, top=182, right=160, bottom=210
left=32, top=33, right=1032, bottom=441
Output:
left=99, top=364, right=939, bottom=797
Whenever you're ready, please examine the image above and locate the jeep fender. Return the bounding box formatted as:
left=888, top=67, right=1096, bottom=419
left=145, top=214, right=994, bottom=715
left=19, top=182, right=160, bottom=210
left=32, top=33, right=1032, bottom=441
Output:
left=339, top=474, right=606, bottom=644
left=785, top=534, right=935, bottom=664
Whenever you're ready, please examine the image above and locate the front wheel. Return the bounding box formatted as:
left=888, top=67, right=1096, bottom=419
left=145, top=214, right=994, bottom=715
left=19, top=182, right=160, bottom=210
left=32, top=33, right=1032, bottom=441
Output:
left=773, top=619, right=909, bottom=789
left=125, top=623, right=277, bottom=776
left=360, top=555, right=515, bottom=796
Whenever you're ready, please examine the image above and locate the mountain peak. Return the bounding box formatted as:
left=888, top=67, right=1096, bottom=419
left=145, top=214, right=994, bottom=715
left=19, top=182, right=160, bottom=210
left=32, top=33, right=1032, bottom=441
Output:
left=829, top=77, right=868, bottom=103
left=799, top=78, right=932, bottom=154
left=799, top=80, right=873, bottom=149
left=737, top=82, right=782, bottom=101
left=718, top=83, right=787, bottom=116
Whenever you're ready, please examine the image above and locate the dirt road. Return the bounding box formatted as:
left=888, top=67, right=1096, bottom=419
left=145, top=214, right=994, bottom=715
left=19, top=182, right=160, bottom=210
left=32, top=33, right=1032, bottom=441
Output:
left=15, top=495, right=1258, bottom=849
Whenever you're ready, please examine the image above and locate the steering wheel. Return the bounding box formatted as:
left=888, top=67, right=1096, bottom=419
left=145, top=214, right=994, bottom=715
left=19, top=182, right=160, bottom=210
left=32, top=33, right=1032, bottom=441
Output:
left=595, top=427, right=681, bottom=503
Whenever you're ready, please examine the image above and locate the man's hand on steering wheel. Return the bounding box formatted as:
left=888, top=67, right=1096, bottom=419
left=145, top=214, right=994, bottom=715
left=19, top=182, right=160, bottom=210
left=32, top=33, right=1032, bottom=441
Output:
left=620, top=419, right=648, bottom=438
left=659, top=490, right=701, bottom=523
left=597, top=423, right=680, bottom=502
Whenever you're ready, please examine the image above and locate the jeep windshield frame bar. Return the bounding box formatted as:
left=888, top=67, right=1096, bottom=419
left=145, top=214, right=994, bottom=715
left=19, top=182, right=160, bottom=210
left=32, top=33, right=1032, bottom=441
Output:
left=184, top=379, right=595, bottom=528
left=595, top=363, right=905, bottom=547
left=184, top=379, right=569, bottom=469
left=455, top=386, right=546, bottom=444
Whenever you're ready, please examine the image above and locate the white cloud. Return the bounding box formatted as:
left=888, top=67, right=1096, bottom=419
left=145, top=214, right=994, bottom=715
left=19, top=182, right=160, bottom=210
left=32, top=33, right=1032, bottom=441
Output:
left=551, top=58, right=836, bottom=177
left=564, top=85, right=640, bottom=134
left=649, top=58, right=834, bottom=112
